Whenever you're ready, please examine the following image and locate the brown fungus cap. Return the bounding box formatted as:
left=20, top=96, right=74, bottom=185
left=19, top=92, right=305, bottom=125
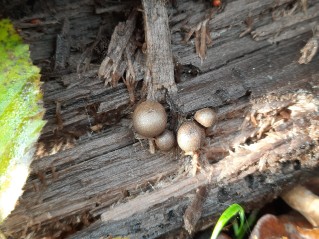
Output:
left=133, top=100, right=167, bottom=138
left=177, top=122, right=204, bottom=153
left=194, top=108, right=217, bottom=128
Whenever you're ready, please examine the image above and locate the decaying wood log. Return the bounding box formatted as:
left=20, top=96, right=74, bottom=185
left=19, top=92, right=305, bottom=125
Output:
left=1, top=0, right=319, bottom=238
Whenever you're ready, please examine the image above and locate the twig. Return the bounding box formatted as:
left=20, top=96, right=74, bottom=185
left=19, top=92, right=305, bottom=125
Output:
left=298, top=25, right=319, bottom=64
left=239, top=16, right=253, bottom=38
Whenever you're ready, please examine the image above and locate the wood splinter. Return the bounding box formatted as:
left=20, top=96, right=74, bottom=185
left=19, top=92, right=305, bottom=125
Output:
left=141, top=0, right=177, bottom=101
left=183, top=10, right=214, bottom=63
left=98, top=10, right=138, bottom=86
left=298, top=25, right=319, bottom=64
left=183, top=186, right=208, bottom=236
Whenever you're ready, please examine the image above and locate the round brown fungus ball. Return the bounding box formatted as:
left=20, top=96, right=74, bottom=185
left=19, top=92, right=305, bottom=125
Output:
left=177, top=122, right=204, bottom=154
left=133, top=100, right=167, bottom=138
left=155, top=130, right=175, bottom=151
left=194, top=108, right=217, bottom=128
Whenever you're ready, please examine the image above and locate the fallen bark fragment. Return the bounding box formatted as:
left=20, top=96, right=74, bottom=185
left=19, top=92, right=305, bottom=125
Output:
left=94, top=1, right=137, bottom=14
left=183, top=186, right=208, bottom=236
left=199, top=19, right=209, bottom=62
left=183, top=11, right=214, bottom=63
left=77, top=25, right=105, bottom=74
left=98, top=10, right=138, bottom=86
left=123, top=44, right=138, bottom=103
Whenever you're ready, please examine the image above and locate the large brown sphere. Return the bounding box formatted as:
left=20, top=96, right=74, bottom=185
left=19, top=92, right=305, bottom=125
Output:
left=133, top=100, right=167, bottom=138
left=177, top=122, right=204, bottom=153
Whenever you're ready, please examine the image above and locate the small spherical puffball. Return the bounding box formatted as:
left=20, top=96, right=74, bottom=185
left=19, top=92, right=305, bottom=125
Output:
left=194, top=108, right=217, bottom=128
left=177, top=122, right=204, bottom=154
left=133, top=100, right=167, bottom=138
left=155, top=130, right=175, bottom=151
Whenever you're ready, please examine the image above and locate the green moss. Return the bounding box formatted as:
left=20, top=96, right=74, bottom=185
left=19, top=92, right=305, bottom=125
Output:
left=0, top=19, right=46, bottom=223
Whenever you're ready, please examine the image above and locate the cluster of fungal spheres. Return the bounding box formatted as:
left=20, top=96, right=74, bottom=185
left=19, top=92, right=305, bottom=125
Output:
left=133, top=100, right=217, bottom=175
left=177, top=108, right=217, bottom=175
left=132, top=100, right=175, bottom=154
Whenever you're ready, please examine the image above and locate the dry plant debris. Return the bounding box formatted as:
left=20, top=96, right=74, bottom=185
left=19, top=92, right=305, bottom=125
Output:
left=98, top=0, right=177, bottom=102
left=239, top=16, right=254, bottom=38
left=98, top=10, right=139, bottom=87
left=298, top=25, right=319, bottom=64
left=183, top=186, right=208, bottom=236
left=217, top=90, right=319, bottom=181
left=77, top=26, right=106, bottom=74
left=183, top=13, right=214, bottom=63
left=300, top=0, right=308, bottom=13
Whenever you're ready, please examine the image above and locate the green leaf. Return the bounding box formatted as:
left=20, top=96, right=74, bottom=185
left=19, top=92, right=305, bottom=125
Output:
left=235, top=209, right=258, bottom=239
left=0, top=19, right=46, bottom=223
left=210, top=204, right=245, bottom=239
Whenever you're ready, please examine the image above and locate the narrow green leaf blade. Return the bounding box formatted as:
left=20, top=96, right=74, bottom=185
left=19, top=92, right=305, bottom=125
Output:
left=210, top=204, right=245, bottom=239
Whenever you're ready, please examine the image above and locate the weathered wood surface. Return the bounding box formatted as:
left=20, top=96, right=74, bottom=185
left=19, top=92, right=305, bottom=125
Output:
left=1, top=0, right=319, bottom=238
left=141, top=0, right=177, bottom=100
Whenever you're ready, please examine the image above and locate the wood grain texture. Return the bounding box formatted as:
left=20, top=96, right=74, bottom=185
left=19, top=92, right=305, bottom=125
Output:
left=1, top=0, right=319, bottom=238
left=142, top=0, right=177, bottom=100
